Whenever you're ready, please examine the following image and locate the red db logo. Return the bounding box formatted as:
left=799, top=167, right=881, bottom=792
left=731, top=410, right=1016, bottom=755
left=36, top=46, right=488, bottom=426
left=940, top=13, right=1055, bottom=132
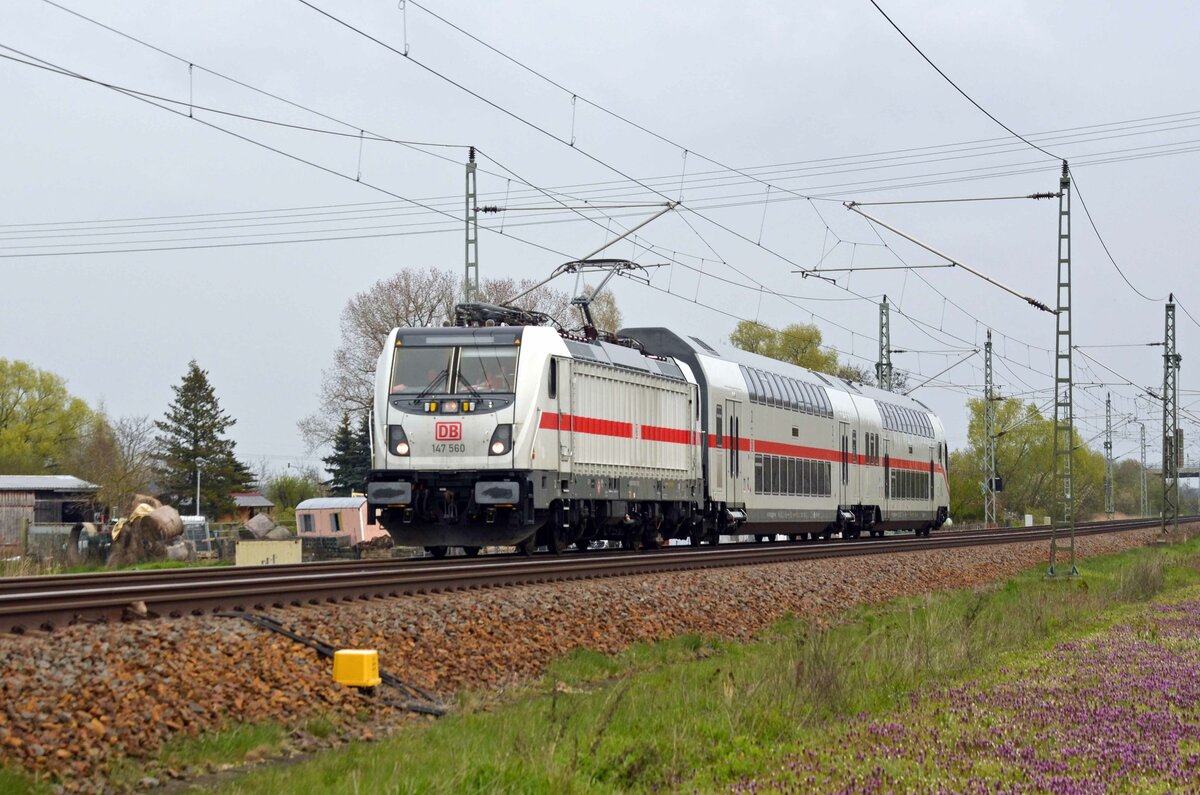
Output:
left=435, top=422, right=462, bottom=441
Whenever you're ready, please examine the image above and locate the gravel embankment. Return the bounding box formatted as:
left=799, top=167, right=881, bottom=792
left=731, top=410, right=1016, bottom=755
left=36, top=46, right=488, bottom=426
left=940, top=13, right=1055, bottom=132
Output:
left=0, top=526, right=1179, bottom=792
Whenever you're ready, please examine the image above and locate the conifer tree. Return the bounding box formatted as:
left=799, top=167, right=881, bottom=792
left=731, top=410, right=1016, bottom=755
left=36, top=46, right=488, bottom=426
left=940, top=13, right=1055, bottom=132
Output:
left=323, top=413, right=373, bottom=496
left=155, top=360, right=252, bottom=517
left=322, top=412, right=358, bottom=497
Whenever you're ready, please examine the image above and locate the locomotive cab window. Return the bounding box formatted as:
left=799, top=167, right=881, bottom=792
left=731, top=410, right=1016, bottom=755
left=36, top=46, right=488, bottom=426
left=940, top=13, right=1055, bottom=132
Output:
left=548, top=358, right=557, bottom=398
left=390, top=345, right=454, bottom=395
left=457, top=347, right=518, bottom=394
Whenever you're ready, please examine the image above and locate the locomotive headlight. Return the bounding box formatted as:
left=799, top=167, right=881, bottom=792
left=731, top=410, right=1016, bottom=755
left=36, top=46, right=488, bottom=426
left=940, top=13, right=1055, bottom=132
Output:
left=388, top=425, right=410, bottom=457
left=488, top=424, right=512, bottom=456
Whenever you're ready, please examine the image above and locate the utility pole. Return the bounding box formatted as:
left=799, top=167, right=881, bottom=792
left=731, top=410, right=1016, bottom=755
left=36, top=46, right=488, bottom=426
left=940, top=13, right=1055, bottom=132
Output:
left=983, top=329, right=998, bottom=529
left=1139, top=422, right=1149, bottom=518
left=1162, top=295, right=1181, bottom=536
left=1104, top=393, right=1114, bottom=519
left=877, top=296, right=893, bottom=392
left=1049, top=161, right=1077, bottom=576
left=464, top=146, right=479, bottom=303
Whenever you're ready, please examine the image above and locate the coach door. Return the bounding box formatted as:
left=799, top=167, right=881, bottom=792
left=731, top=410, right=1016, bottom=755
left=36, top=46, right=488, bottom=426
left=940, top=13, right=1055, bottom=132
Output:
left=725, top=398, right=742, bottom=504
left=882, top=437, right=891, bottom=519
left=838, top=420, right=849, bottom=507
left=555, top=357, right=574, bottom=477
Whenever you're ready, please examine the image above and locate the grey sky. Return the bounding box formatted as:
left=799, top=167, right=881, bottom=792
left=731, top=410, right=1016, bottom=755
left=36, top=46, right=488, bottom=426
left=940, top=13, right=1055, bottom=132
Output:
left=2, top=0, right=1197, bottom=476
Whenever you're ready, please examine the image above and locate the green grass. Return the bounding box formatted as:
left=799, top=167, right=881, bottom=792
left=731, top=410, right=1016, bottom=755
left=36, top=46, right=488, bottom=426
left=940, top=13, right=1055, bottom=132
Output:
left=0, top=766, right=50, bottom=795
left=80, top=534, right=1186, bottom=794
left=109, top=723, right=289, bottom=789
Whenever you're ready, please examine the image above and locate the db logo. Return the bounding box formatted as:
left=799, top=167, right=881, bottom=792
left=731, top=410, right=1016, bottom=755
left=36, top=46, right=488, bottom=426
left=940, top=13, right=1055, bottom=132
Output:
left=435, top=421, right=462, bottom=441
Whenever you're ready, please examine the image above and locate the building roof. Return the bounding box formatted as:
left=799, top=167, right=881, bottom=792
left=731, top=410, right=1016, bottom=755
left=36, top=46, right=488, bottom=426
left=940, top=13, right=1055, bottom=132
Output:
left=0, top=475, right=97, bottom=492
left=296, top=497, right=366, bottom=510
left=232, top=493, right=274, bottom=508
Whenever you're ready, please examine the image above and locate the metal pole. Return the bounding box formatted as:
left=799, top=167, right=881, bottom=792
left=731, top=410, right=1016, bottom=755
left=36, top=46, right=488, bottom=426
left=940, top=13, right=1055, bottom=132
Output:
left=984, top=329, right=997, bottom=529
left=845, top=203, right=1054, bottom=314
left=877, top=296, right=893, bottom=391
left=1104, top=393, right=1114, bottom=519
left=1049, top=161, right=1077, bottom=576
left=464, top=147, right=479, bottom=302
left=1139, top=422, right=1148, bottom=518
left=195, top=466, right=201, bottom=518
left=1163, top=296, right=1180, bottom=536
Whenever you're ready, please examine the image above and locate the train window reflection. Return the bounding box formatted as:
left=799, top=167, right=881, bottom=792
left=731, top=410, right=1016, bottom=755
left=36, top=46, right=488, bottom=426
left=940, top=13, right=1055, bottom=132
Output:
left=390, top=346, right=453, bottom=395
left=457, top=347, right=519, bottom=393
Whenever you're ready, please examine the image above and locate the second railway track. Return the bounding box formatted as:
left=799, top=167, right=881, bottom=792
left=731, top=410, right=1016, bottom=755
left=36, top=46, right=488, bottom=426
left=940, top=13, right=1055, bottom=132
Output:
left=0, top=518, right=1173, bottom=634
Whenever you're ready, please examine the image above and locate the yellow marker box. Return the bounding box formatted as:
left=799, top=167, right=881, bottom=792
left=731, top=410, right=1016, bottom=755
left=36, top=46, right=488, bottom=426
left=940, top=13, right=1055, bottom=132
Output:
left=333, top=649, right=382, bottom=688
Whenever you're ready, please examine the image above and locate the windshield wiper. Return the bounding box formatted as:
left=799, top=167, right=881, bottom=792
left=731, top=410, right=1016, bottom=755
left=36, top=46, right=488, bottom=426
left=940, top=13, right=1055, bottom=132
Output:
left=414, top=368, right=449, bottom=401
left=456, top=370, right=483, bottom=399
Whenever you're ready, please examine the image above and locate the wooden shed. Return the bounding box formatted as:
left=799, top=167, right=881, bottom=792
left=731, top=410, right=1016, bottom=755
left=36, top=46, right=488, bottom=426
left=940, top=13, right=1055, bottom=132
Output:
left=0, top=475, right=98, bottom=555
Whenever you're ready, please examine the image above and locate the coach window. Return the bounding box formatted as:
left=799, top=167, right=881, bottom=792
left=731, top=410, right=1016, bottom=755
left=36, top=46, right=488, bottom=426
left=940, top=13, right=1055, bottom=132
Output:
left=818, top=387, right=832, bottom=417
left=754, top=454, right=764, bottom=492
left=781, top=378, right=795, bottom=411
left=746, top=368, right=764, bottom=404
left=771, top=373, right=791, bottom=409
left=796, top=381, right=811, bottom=414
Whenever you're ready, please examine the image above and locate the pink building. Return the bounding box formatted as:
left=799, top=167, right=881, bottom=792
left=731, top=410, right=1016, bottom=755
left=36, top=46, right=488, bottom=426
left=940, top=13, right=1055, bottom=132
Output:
left=294, top=497, right=388, bottom=546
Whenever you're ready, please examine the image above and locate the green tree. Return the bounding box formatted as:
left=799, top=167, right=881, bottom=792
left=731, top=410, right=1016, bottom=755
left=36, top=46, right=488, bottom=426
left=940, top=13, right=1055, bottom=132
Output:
left=155, top=360, right=252, bottom=518
left=264, top=467, right=324, bottom=510
left=0, top=360, right=96, bottom=474
left=953, top=396, right=1114, bottom=524
left=322, top=412, right=370, bottom=496
left=728, top=321, right=841, bottom=374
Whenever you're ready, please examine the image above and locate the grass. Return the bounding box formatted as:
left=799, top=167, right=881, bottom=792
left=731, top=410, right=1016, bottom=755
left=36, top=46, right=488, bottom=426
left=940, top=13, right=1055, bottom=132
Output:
left=0, top=557, right=232, bottom=577
left=109, top=723, right=290, bottom=789
left=202, top=534, right=1200, bottom=794
left=0, top=766, right=50, bottom=795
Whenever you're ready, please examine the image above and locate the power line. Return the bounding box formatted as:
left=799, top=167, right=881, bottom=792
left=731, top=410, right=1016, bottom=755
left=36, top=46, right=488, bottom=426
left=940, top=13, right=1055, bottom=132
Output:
left=866, top=0, right=1172, bottom=306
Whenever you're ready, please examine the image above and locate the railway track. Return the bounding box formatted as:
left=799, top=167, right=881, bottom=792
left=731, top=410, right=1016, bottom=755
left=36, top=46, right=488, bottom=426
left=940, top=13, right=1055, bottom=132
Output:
left=0, top=517, right=1176, bottom=634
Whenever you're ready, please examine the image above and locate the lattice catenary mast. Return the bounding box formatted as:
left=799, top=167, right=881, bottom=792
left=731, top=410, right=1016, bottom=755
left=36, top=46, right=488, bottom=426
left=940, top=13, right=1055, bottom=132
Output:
left=1104, top=393, right=1114, bottom=519
left=1162, top=295, right=1181, bottom=536
left=877, top=296, right=894, bottom=392
left=1139, top=422, right=1149, bottom=518
left=984, top=329, right=998, bottom=529
left=1049, top=161, right=1077, bottom=577
left=464, top=147, right=479, bottom=302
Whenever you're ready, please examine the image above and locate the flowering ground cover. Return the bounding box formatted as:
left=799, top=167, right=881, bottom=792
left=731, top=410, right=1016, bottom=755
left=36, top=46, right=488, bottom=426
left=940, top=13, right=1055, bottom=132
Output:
left=737, top=592, right=1200, bottom=794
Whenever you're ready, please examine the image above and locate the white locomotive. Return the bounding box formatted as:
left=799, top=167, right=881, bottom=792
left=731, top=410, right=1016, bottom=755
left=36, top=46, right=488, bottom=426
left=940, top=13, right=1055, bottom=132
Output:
left=367, top=305, right=950, bottom=555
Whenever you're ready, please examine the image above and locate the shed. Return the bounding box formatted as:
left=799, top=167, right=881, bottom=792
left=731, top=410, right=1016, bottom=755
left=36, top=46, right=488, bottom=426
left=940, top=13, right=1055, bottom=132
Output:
left=0, top=475, right=99, bottom=554
left=294, top=497, right=387, bottom=546
left=228, top=492, right=275, bottom=524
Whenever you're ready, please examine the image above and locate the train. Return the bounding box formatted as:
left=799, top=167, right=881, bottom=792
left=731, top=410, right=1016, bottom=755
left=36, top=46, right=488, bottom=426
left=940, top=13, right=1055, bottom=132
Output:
left=366, top=303, right=950, bottom=555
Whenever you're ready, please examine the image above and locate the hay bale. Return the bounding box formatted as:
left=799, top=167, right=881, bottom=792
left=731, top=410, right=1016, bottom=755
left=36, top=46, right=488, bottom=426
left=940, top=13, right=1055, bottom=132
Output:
left=165, top=540, right=196, bottom=562
left=125, top=494, right=162, bottom=515
left=245, top=513, right=275, bottom=538
left=147, top=505, right=184, bottom=541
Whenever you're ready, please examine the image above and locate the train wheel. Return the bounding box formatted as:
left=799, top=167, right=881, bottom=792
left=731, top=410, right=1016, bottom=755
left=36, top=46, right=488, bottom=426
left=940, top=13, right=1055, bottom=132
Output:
left=426, top=546, right=448, bottom=559
left=689, top=531, right=703, bottom=547
left=755, top=534, right=767, bottom=543
left=574, top=539, right=591, bottom=552
left=517, top=537, right=537, bottom=556
left=547, top=526, right=570, bottom=556
left=462, top=546, right=481, bottom=557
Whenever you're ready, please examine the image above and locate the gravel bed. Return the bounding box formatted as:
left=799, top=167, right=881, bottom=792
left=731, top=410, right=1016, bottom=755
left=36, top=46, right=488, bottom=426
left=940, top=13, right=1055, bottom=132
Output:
left=0, top=525, right=1179, bottom=792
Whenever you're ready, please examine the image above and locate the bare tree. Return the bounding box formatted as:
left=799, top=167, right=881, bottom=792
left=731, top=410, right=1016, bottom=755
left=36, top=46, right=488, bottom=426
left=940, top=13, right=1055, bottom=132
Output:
left=70, top=414, right=158, bottom=511
left=298, top=267, right=577, bottom=449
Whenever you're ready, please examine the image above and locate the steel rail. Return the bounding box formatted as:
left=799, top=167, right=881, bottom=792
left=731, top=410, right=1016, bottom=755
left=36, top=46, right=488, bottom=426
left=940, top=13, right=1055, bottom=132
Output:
left=0, top=517, right=1179, bottom=634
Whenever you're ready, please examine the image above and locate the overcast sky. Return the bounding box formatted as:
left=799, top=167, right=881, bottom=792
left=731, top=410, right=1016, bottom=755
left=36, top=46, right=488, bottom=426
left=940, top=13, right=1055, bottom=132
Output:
left=2, top=0, right=1198, bottom=477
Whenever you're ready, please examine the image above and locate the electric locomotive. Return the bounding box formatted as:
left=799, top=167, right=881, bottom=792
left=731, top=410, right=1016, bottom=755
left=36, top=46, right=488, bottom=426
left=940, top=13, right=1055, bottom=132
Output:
left=366, top=304, right=949, bottom=555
